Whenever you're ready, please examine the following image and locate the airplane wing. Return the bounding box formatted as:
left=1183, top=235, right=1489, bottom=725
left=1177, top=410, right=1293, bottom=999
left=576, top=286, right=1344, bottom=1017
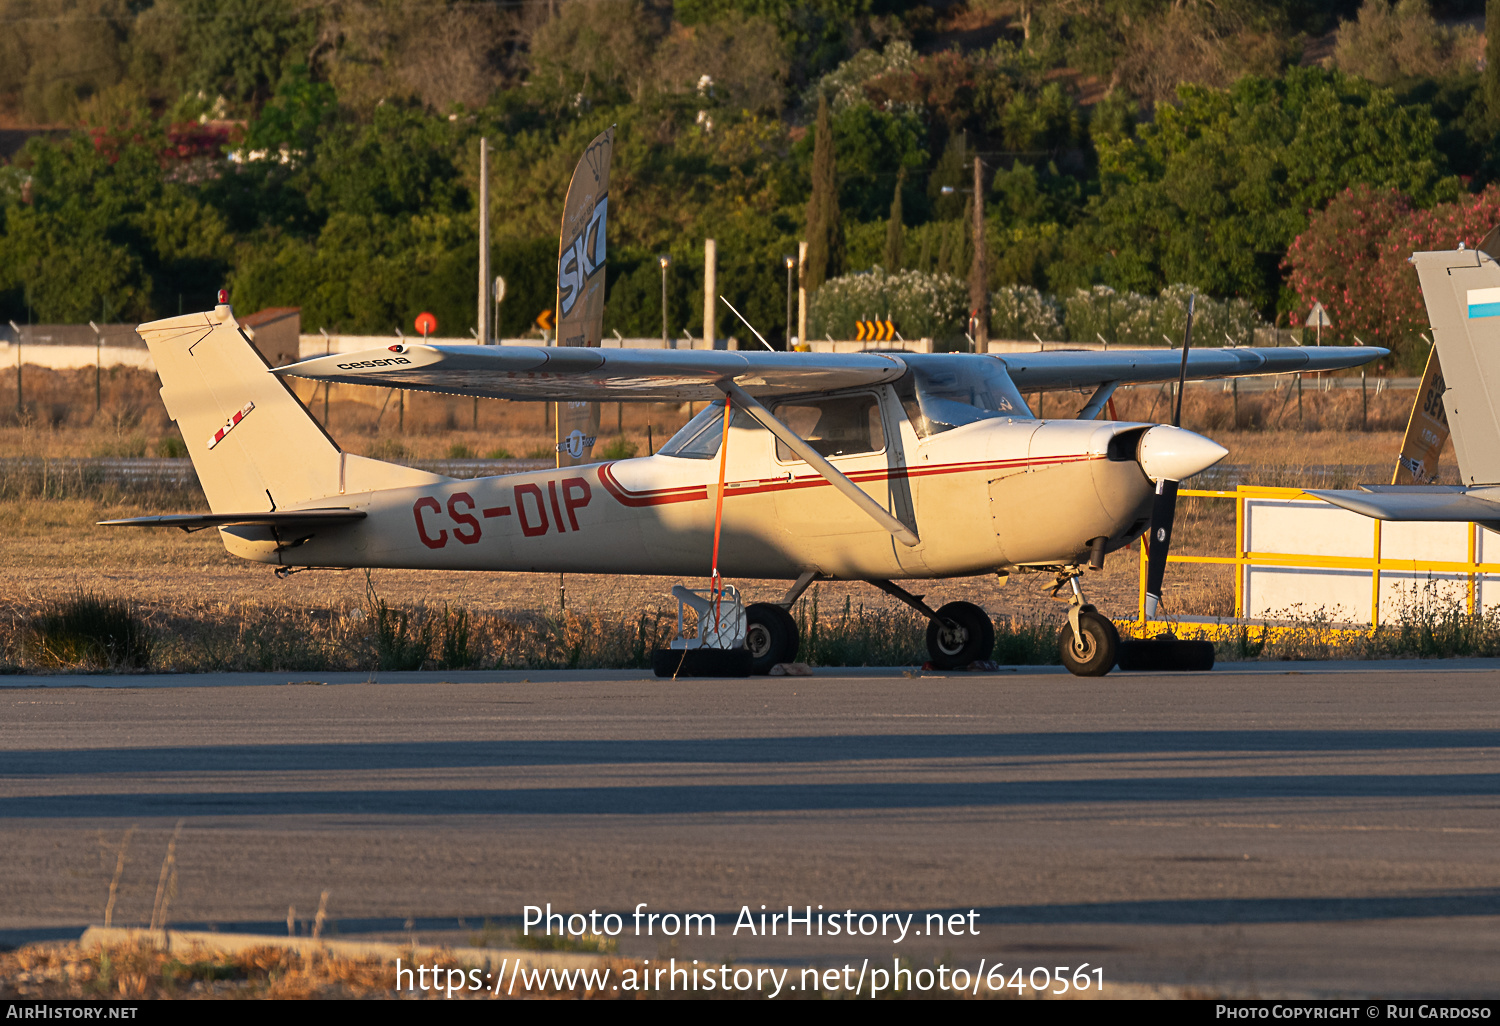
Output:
left=276, top=345, right=908, bottom=401
left=275, top=343, right=1384, bottom=402
left=996, top=346, right=1384, bottom=390
left=1303, top=486, right=1500, bottom=522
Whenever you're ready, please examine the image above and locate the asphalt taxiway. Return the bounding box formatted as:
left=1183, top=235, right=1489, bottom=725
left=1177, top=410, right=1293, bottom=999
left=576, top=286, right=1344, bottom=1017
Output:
left=2, top=661, right=1497, bottom=997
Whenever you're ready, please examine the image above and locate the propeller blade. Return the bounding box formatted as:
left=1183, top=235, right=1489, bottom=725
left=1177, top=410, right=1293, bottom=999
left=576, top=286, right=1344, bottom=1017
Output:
left=1148, top=293, right=1195, bottom=618
left=1143, top=478, right=1179, bottom=619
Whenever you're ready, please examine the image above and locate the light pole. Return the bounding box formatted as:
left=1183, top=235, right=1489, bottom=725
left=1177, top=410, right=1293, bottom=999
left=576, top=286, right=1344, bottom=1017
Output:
left=783, top=254, right=795, bottom=348
left=941, top=154, right=989, bottom=352
left=492, top=275, right=505, bottom=343
left=658, top=254, right=671, bottom=344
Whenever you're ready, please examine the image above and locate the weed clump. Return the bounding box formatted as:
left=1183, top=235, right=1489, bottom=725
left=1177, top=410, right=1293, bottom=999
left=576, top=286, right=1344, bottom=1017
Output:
left=30, top=591, right=154, bottom=669
left=508, top=931, right=618, bottom=954
left=598, top=436, right=636, bottom=460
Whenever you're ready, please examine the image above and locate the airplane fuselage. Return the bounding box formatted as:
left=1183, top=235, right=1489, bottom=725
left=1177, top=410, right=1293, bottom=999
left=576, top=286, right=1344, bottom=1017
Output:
left=221, top=410, right=1158, bottom=582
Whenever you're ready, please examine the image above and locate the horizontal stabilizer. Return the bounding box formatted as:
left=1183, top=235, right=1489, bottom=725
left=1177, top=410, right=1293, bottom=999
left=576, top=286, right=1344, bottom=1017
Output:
left=1304, top=487, right=1500, bottom=522
left=100, top=509, right=367, bottom=531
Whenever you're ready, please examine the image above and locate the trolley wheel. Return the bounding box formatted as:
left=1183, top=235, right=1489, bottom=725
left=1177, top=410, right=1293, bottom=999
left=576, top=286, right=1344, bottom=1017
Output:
left=745, top=603, right=799, bottom=675
left=652, top=647, right=753, bottom=678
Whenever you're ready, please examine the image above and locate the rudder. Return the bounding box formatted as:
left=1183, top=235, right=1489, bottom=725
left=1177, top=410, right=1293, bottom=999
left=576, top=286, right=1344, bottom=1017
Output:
left=139, top=303, right=442, bottom=512
left=1412, top=244, right=1500, bottom=486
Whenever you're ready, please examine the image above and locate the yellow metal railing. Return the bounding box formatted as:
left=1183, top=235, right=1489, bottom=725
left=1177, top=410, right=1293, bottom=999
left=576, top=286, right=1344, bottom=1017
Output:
left=1136, top=485, right=1500, bottom=626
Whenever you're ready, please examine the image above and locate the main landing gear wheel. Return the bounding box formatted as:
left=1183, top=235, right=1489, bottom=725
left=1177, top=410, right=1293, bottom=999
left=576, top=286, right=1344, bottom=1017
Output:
left=745, top=602, right=800, bottom=675
left=925, top=601, right=996, bottom=670
left=1058, top=609, right=1119, bottom=677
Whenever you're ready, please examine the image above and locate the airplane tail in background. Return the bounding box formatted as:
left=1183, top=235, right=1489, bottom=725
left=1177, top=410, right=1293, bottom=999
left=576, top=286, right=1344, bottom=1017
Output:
left=138, top=303, right=442, bottom=513
left=1411, top=241, right=1500, bottom=487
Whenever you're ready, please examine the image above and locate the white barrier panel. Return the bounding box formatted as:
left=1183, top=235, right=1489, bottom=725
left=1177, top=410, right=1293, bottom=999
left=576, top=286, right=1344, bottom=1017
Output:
left=1243, top=496, right=1497, bottom=623
left=0, top=342, right=156, bottom=371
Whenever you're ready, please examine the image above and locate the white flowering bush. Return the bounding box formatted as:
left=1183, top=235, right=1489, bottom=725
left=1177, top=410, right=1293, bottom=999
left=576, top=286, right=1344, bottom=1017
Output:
left=1153, top=284, right=1267, bottom=347
left=808, top=40, right=918, bottom=112
left=808, top=267, right=968, bottom=342
left=989, top=285, right=1063, bottom=340
left=1063, top=284, right=1268, bottom=346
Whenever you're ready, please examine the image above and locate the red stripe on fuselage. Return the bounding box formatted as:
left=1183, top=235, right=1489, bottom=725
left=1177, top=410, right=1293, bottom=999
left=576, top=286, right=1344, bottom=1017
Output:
left=596, top=454, right=1102, bottom=507
left=597, top=462, right=710, bottom=507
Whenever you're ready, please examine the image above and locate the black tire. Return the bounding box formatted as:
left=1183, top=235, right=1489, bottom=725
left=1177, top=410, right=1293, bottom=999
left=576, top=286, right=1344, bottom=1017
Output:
left=1058, top=610, right=1118, bottom=677
left=1116, top=638, right=1215, bottom=672
left=652, top=647, right=753, bottom=678
left=925, top=601, right=996, bottom=670
left=745, top=603, right=799, bottom=675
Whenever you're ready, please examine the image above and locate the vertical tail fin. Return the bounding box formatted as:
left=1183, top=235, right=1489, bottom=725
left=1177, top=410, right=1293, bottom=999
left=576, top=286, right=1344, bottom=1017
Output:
left=1412, top=243, right=1500, bottom=486
left=138, top=303, right=442, bottom=512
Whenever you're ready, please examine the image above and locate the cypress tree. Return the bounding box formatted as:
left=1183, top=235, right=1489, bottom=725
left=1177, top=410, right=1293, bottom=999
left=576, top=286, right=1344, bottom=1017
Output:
left=884, top=167, right=906, bottom=271
left=929, top=131, right=967, bottom=221
left=1488, top=0, right=1500, bottom=116
left=804, top=93, right=843, bottom=293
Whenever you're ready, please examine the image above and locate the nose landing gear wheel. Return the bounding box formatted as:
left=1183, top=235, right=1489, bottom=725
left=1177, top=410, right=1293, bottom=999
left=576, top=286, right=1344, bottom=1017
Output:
left=1058, top=609, right=1119, bottom=677
left=745, top=602, right=800, bottom=675
left=925, top=601, right=996, bottom=670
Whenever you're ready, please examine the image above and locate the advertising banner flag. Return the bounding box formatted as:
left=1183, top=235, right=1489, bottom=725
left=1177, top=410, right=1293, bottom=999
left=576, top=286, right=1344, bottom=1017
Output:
left=1392, top=345, right=1449, bottom=485
left=554, top=126, right=614, bottom=467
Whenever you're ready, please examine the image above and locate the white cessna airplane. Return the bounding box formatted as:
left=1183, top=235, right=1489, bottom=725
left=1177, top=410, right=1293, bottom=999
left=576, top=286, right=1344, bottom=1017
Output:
left=108, top=300, right=1381, bottom=676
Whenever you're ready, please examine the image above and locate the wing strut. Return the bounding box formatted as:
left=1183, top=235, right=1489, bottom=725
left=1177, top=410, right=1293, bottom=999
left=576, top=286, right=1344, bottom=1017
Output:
left=717, top=381, right=920, bottom=547
left=1076, top=381, right=1117, bottom=420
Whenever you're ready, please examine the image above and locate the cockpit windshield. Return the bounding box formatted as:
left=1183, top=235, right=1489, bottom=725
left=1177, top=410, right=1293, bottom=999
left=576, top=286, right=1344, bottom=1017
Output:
left=898, top=355, right=1032, bottom=437
left=656, top=401, right=759, bottom=459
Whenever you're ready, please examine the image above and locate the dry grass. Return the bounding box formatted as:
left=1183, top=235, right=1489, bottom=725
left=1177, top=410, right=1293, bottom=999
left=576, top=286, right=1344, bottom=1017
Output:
left=0, top=368, right=1457, bottom=664
left=0, top=940, right=642, bottom=1000
left=1, top=938, right=1035, bottom=1000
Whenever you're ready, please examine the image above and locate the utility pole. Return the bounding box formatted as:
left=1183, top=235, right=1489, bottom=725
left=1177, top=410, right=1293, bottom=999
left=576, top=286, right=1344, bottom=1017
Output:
left=8, top=320, right=21, bottom=419
left=969, top=155, right=989, bottom=352
left=320, top=328, right=331, bottom=426
left=784, top=254, right=795, bottom=348
left=89, top=320, right=101, bottom=411
left=703, top=238, right=716, bottom=348
left=658, top=254, right=671, bottom=344
left=477, top=137, right=490, bottom=345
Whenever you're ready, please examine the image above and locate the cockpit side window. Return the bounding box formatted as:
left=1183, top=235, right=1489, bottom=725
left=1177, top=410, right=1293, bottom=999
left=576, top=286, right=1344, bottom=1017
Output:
left=771, top=393, right=885, bottom=461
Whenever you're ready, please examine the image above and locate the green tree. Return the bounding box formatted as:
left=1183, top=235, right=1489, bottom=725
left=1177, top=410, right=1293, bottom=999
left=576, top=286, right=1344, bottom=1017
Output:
left=244, top=66, right=337, bottom=158
left=307, top=102, right=470, bottom=220
left=0, top=131, right=229, bottom=322
left=1333, top=0, right=1479, bottom=86
left=803, top=93, right=843, bottom=292
left=134, top=0, right=316, bottom=111
left=884, top=167, right=905, bottom=271
left=823, top=102, right=926, bottom=222
left=927, top=131, right=967, bottom=221
left=1488, top=0, right=1500, bottom=115
left=1057, top=69, right=1460, bottom=312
